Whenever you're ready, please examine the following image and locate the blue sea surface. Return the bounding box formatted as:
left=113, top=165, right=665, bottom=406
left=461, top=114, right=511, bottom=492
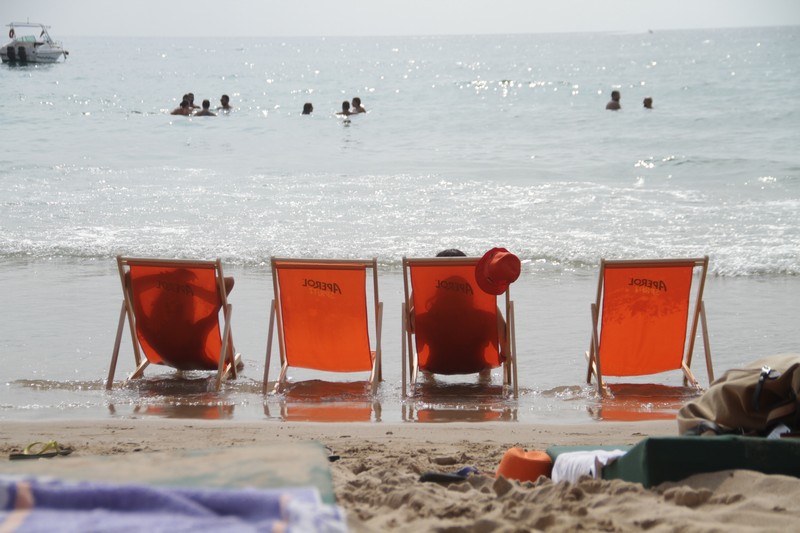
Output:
left=1, top=27, right=798, bottom=422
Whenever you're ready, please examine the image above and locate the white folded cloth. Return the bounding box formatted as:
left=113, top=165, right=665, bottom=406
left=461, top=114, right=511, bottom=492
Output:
left=551, top=450, right=627, bottom=483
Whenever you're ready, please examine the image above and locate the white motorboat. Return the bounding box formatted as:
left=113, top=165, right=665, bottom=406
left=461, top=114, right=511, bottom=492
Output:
left=1, top=22, right=69, bottom=64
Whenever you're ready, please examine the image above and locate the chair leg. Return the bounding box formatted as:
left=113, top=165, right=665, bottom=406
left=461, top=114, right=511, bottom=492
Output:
left=700, top=301, right=714, bottom=383
left=129, top=359, right=149, bottom=380
left=215, top=304, right=234, bottom=392
left=375, top=302, right=384, bottom=384
left=274, top=363, right=289, bottom=394
left=263, top=301, right=276, bottom=395
left=370, top=302, right=383, bottom=396
left=588, top=303, right=606, bottom=396
left=107, top=301, right=127, bottom=390
left=509, top=301, right=518, bottom=399
left=401, top=303, right=407, bottom=399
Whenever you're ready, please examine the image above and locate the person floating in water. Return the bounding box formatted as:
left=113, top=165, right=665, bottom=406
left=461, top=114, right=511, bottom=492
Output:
left=606, top=90, right=621, bottom=110
left=217, top=94, right=233, bottom=112
left=194, top=99, right=216, bottom=117
left=302, top=102, right=313, bottom=115
left=351, top=97, right=366, bottom=114
left=186, top=93, right=200, bottom=109
left=643, top=96, right=653, bottom=109
left=170, top=99, right=191, bottom=116
left=336, top=100, right=352, bottom=116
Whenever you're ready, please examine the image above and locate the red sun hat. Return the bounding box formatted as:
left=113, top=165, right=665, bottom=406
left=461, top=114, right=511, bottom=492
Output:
left=475, top=248, right=521, bottom=295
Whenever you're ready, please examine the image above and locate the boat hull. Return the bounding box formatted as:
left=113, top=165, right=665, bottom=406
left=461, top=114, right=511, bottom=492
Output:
left=1, top=41, right=66, bottom=64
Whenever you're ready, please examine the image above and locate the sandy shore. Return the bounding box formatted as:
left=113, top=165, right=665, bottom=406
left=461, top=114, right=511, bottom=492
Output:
left=3, top=419, right=799, bottom=532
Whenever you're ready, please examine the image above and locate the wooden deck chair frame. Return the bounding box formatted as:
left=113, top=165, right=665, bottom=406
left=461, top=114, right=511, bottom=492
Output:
left=586, top=256, right=713, bottom=396
left=401, top=256, right=518, bottom=399
left=264, top=258, right=383, bottom=395
left=107, top=256, right=240, bottom=391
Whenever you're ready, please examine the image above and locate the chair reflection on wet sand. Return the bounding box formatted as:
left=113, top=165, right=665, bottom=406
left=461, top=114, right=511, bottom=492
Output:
left=109, top=378, right=238, bottom=420
left=588, top=383, right=700, bottom=422
left=586, top=257, right=714, bottom=397
left=132, top=403, right=236, bottom=420
left=264, top=258, right=383, bottom=394
left=402, top=256, right=518, bottom=398
left=403, top=380, right=517, bottom=422
left=265, top=380, right=380, bottom=422
left=107, top=257, right=241, bottom=391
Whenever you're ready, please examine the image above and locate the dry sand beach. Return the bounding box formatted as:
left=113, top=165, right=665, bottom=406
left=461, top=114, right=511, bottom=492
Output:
left=3, top=419, right=800, bottom=532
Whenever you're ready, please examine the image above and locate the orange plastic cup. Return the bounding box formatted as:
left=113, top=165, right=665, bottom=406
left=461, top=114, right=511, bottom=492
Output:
left=496, top=447, right=553, bottom=482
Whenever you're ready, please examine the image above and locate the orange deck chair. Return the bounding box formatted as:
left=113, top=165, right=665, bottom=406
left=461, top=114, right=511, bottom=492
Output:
left=264, top=258, right=383, bottom=394
left=402, top=256, right=518, bottom=398
left=586, top=256, right=714, bottom=395
left=107, top=257, right=240, bottom=391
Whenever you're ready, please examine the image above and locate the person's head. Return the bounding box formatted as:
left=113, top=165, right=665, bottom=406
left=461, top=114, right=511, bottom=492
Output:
left=220, top=94, right=229, bottom=106
left=179, top=100, right=189, bottom=109
left=187, top=93, right=195, bottom=103
left=341, top=100, right=350, bottom=112
left=610, top=90, right=620, bottom=102
left=302, top=102, right=313, bottom=114
left=436, top=249, right=466, bottom=257
left=643, top=97, right=653, bottom=109
left=202, top=99, right=210, bottom=110
left=352, top=97, right=361, bottom=107
left=426, top=275, right=475, bottom=311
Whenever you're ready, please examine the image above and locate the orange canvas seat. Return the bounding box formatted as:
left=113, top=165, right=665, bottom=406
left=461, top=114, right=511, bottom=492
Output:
left=264, top=258, right=383, bottom=394
left=586, top=257, right=714, bottom=395
left=107, top=256, right=240, bottom=391
left=402, top=256, right=518, bottom=398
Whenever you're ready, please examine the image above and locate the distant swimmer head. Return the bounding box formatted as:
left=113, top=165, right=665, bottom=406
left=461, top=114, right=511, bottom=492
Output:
left=221, top=94, right=229, bottom=106
left=611, top=90, right=620, bottom=102
left=202, top=99, right=211, bottom=109
left=302, top=102, right=313, bottom=115
left=643, top=97, right=653, bottom=109
left=341, top=101, right=350, bottom=112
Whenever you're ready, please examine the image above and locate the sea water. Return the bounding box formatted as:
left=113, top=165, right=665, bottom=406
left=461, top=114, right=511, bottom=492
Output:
left=1, top=27, right=798, bottom=423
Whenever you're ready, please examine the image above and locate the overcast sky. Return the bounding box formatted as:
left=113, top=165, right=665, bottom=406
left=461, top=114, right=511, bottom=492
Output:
left=4, top=0, right=799, bottom=37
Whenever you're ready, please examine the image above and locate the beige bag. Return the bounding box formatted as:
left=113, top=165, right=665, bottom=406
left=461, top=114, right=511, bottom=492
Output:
left=678, top=353, right=800, bottom=436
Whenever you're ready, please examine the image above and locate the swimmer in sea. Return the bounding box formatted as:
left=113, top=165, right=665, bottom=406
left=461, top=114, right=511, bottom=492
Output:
left=302, top=102, right=313, bottom=115
left=643, top=96, right=653, bottom=109
left=351, top=97, right=366, bottom=113
left=606, top=90, right=621, bottom=110
left=336, top=100, right=352, bottom=116
left=170, top=99, right=191, bottom=116
left=194, top=99, right=216, bottom=117
left=217, top=94, right=233, bottom=112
